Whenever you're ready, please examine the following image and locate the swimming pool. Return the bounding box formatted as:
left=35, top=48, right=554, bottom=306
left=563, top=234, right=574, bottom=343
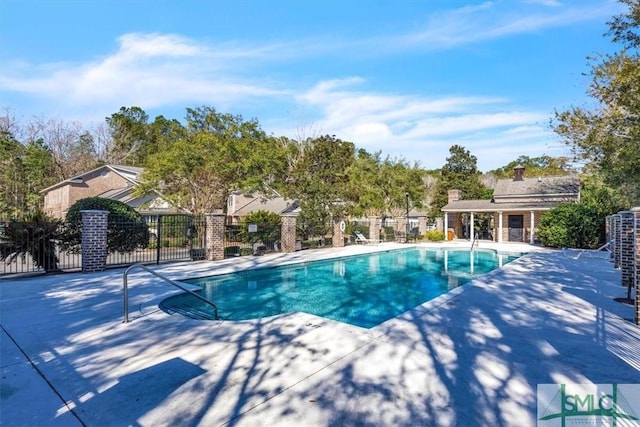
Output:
left=160, top=247, right=523, bottom=328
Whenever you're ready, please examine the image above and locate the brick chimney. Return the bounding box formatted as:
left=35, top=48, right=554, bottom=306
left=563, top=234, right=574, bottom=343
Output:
left=513, top=165, right=525, bottom=181
left=448, top=189, right=462, bottom=203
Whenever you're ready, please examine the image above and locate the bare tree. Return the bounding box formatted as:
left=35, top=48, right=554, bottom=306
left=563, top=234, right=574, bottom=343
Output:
left=26, top=116, right=99, bottom=180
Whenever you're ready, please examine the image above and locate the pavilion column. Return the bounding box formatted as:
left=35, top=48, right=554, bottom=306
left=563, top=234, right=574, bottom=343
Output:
left=530, top=211, right=535, bottom=244
left=497, top=211, right=503, bottom=243
left=470, top=212, right=475, bottom=240
left=444, top=213, right=449, bottom=241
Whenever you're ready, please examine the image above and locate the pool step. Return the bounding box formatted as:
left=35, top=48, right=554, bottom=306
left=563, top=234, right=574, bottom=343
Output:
left=163, top=304, right=217, bottom=321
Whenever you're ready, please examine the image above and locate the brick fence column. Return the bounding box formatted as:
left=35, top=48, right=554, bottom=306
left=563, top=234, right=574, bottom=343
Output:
left=368, top=216, right=379, bottom=242
left=205, top=212, right=225, bottom=261
left=613, top=214, right=622, bottom=268
left=633, top=207, right=640, bottom=325
left=417, top=215, right=428, bottom=236
left=333, top=218, right=345, bottom=248
left=620, top=211, right=635, bottom=294
left=280, top=214, right=298, bottom=253
left=396, top=216, right=408, bottom=242
left=81, top=210, right=109, bottom=273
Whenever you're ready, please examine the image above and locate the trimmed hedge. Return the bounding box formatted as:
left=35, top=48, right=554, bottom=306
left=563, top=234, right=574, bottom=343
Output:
left=61, top=197, right=150, bottom=253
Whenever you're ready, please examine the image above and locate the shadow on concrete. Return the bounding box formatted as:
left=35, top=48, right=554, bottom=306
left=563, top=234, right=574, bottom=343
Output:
left=77, top=357, right=206, bottom=426
left=1, top=248, right=638, bottom=426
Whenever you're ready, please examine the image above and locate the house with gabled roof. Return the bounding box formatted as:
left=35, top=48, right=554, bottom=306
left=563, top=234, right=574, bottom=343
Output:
left=41, top=165, right=298, bottom=222
left=442, top=165, right=580, bottom=243
left=41, top=164, right=178, bottom=219
left=226, top=189, right=300, bottom=224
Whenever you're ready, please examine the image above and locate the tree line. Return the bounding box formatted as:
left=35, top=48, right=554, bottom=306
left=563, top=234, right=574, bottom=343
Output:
left=2, top=1, right=638, bottom=233
left=0, top=103, right=631, bottom=226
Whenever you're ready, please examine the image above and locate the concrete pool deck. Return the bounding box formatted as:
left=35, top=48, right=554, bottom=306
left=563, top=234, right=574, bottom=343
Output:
left=1, top=241, right=638, bottom=426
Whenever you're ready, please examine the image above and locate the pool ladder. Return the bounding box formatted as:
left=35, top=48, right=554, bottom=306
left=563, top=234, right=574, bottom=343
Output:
left=123, top=263, right=219, bottom=323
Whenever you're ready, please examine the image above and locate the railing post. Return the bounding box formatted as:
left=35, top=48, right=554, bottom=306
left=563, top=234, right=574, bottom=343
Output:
left=123, top=268, right=130, bottom=323
left=123, top=263, right=218, bottom=323
left=155, top=214, right=162, bottom=264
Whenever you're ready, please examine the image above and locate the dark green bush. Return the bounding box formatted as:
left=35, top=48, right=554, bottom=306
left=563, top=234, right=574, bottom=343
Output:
left=380, top=226, right=395, bottom=241
left=61, top=197, right=149, bottom=253
left=241, top=211, right=281, bottom=244
left=538, top=203, right=602, bottom=249
left=160, top=215, right=193, bottom=238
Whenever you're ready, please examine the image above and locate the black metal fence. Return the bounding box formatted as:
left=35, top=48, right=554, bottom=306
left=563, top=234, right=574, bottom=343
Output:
left=0, top=218, right=80, bottom=276
left=224, top=221, right=281, bottom=257
left=1, top=213, right=390, bottom=276
left=0, top=214, right=207, bottom=277
left=296, top=220, right=332, bottom=250
left=107, top=214, right=207, bottom=267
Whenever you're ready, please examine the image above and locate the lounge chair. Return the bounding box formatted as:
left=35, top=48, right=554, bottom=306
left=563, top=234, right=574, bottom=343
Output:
left=354, top=231, right=380, bottom=244
left=562, top=240, right=613, bottom=260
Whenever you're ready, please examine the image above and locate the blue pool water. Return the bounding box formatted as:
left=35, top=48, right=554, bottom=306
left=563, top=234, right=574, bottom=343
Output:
left=161, top=248, right=522, bottom=328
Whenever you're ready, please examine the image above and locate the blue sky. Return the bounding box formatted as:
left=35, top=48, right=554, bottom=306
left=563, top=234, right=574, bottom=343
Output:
left=0, top=0, right=623, bottom=171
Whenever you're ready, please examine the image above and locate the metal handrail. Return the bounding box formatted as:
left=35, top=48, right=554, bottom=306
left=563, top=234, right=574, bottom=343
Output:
left=123, top=263, right=219, bottom=323
left=470, top=233, right=479, bottom=250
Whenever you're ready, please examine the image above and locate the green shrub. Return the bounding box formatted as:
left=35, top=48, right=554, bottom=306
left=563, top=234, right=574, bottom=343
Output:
left=537, top=224, right=569, bottom=248
left=239, top=247, right=253, bottom=256
left=538, top=203, right=602, bottom=249
left=424, top=230, right=445, bottom=241
left=158, top=237, right=189, bottom=248
left=241, top=211, right=281, bottom=244
left=380, top=226, right=395, bottom=241
left=61, top=197, right=150, bottom=254
left=302, top=239, right=319, bottom=248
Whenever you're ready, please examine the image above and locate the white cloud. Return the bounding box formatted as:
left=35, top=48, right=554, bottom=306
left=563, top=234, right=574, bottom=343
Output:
left=522, top=0, right=561, bottom=7
left=1, top=0, right=608, bottom=166
left=0, top=32, right=286, bottom=117
left=383, top=0, right=617, bottom=51
left=276, top=78, right=563, bottom=170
